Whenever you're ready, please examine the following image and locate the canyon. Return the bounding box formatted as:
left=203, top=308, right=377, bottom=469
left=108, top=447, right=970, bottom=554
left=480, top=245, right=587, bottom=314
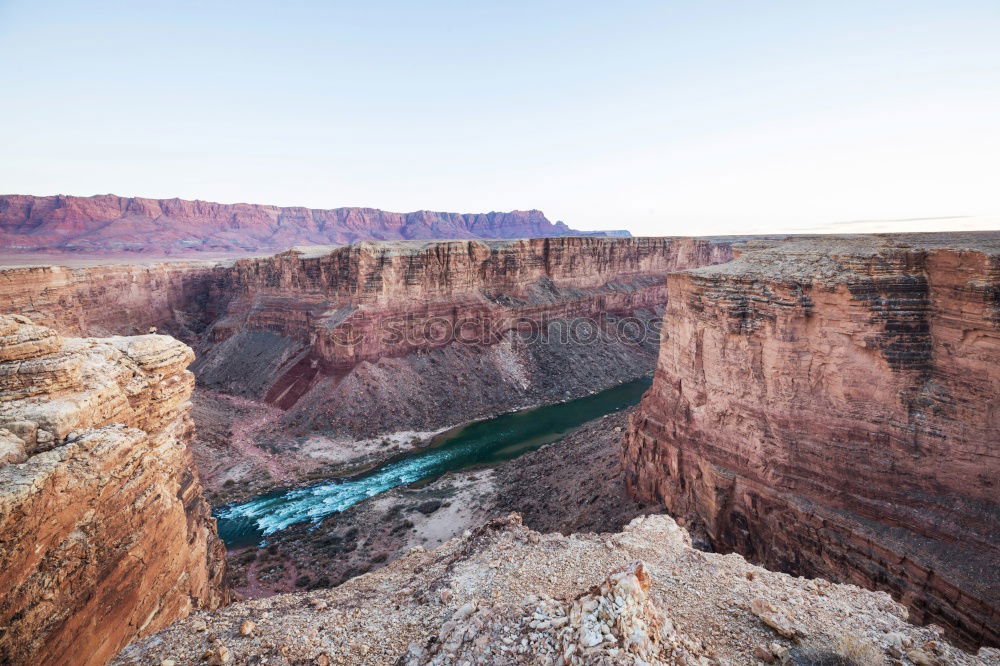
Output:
left=623, top=232, right=1000, bottom=650
left=0, top=260, right=217, bottom=338
left=193, top=237, right=732, bottom=436
left=0, top=314, right=228, bottom=666
left=0, top=230, right=997, bottom=665
left=0, top=194, right=627, bottom=256
left=3, top=236, right=734, bottom=499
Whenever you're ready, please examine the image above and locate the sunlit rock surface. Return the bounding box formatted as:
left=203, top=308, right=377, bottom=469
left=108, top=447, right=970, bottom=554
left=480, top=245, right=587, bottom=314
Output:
left=0, top=315, right=229, bottom=666
left=114, top=513, right=995, bottom=665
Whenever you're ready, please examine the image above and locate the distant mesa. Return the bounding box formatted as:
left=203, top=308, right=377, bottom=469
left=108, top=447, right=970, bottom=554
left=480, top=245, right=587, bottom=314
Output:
left=0, top=194, right=629, bottom=256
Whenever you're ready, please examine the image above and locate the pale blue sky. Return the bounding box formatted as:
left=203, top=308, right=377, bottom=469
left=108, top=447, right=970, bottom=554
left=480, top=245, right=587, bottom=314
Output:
left=1, top=1, right=998, bottom=235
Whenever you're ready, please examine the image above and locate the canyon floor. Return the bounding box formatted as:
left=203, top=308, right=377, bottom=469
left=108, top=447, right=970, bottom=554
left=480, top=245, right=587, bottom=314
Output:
left=189, top=309, right=663, bottom=509
left=224, top=409, right=661, bottom=598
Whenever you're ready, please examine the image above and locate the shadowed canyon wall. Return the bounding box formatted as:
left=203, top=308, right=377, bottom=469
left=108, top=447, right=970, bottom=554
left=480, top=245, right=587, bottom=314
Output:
left=1, top=237, right=733, bottom=438
left=193, top=237, right=733, bottom=435
left=0, top=194, right=625, bottom=256
left=0, top=315, right=229, bottom=666
left=623, top=233, right=1000, bottom=649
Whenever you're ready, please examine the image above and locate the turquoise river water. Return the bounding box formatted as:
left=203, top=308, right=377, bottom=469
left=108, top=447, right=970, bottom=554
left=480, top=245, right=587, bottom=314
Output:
left=214, top=376, right=652, bottom=547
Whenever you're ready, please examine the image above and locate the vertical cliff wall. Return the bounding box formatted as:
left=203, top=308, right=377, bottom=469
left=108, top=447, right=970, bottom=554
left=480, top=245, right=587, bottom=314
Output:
left=0, top=238, right=733, bottom=493
left=0, top=261, right=219, bottom=338
left=194, top=237, right=733, bottom=436
left=0, top=315, right=229, bottom=666
left=622, top=233, right=1000, bottom=649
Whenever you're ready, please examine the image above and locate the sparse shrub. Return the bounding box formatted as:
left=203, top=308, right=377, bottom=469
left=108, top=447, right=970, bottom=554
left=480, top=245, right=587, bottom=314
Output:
left=788, top=636, right=886, bottom=666
left=835, top=635, right=887, bottom=666
left=307, top=576, right=331, bottom=590
left=415, top=499, right=443, bottom=515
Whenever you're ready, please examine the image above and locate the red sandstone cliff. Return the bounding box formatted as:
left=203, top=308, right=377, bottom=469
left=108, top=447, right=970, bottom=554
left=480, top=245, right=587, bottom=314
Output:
left=0, top=261, right=219, bottom=338
left=0, top=237, right=731, bottom=497
left=193, top=237, right=732, bottom=436
left=0, top=315, right=229, bottom=666
left=0, top=194, right=616, bottom=256
left=622, top=232, right=1000, bottom=649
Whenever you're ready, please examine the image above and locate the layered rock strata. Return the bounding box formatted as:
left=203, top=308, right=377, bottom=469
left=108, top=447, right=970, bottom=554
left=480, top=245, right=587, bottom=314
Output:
left=0, top=261, right=218, bottom=338
left=0, top=315, right=229, bottom=666
left=0, top=237, right=732, bottom=494
left=195, top=236, right=732, bottom=437
left=114, top=513, right=994, bottom=665
left=0, top=193, right=618, bottom=255
left=622, top=232, right=1000, bottom=649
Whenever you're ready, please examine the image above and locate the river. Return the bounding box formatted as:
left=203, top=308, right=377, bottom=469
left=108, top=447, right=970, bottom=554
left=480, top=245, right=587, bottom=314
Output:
left=214, top=376, right=652, bottom=547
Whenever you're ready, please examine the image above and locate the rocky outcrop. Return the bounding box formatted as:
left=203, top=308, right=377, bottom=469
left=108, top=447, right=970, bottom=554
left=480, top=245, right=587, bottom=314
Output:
left=0, top=315, right=229, bottom=666
left=0, top=194, right=621, bottom=256
left=113, top=513, right=993, bottom=665
left=194, top=237, right=732, bottom=436
left=0, top=261, right=219, bottom=337
left=622, top=232, right=1000, bottom=649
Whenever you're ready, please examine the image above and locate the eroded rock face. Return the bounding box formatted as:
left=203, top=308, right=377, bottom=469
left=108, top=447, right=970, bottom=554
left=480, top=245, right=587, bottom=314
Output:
left=0, top=261, right=219, bottom=338
left=194, top=237, right=732, bottom=436
left=0, top=237, right=732, bottom=495
left=0, top=315, right=229, bottom=666
left=0, top=237, right=732, bottom=440
left=622, top=232, right=1000, bottom=649
left=0, top=194, right=617, bottom=255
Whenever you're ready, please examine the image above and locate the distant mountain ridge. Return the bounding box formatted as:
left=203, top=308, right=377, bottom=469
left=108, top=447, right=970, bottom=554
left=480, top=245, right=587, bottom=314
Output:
left=0, top=194, right=627, bottom=256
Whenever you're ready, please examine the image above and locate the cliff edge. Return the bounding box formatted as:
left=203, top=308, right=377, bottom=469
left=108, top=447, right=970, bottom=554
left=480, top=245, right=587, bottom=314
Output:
left=623, top=232, right=1000, bottom=649
left=113, top=513, right=996, bottom=665
left=0, top=315, right=229, bottom=666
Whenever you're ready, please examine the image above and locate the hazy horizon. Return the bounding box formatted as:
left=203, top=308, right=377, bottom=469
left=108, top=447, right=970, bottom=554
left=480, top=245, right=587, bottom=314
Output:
left=2, top=1, right=998, bottom=237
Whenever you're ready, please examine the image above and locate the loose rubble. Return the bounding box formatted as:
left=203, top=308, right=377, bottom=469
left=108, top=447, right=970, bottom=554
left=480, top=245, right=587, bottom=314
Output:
left=114, top=513, right=997, bottom=665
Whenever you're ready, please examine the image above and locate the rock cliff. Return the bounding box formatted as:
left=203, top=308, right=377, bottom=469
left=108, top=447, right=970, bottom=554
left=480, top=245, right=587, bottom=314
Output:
left=194, top=237, right=732, bottom=437
left=622, top=232, right=1000, bottom=649
left=0, top=261, right=219, bottom=338
left=0, top=237, right=732, bottom=498
left=113, top=513, right=994, bottom=665
left=0, top=315, right=229, bottom=666
left=0, top=194, right=619, bottom=256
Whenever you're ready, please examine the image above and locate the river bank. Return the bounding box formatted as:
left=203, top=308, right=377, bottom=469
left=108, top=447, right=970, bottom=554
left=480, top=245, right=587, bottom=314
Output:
left=225, top=408, right=660, bottom=598
left=191, top=372, right=656, bottom=507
